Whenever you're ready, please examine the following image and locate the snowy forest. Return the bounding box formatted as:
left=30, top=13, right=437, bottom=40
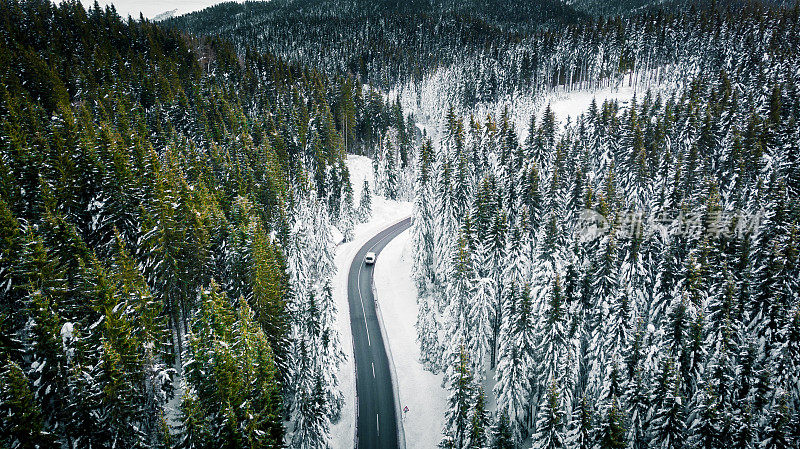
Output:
left=0, top=0, right=402, bottom=447
left=2, top=0, right=800, bottom=448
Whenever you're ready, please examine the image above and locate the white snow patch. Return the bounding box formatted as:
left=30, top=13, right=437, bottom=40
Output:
left=163, top=373, right=185, bottom=433
left=346, top=154, right=374, bottom=201
left=374, top=228, right=448, bottom=449
left=60, top=322, right=74, bottom=342
left=60, top=322, right=74, bottom=359
left=546, top=84, right=639, bottom=126
left=153, top=8, right=178, bottom=21
left=329, top=225, right=344, bottom=246
left=79, top=1, right=245, bottom=20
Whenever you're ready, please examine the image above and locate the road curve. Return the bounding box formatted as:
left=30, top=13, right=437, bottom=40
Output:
left=348, top=217, right=412, bottom=449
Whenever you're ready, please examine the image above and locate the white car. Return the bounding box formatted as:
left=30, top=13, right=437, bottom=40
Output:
left=364, top=252, right=376, bottom=265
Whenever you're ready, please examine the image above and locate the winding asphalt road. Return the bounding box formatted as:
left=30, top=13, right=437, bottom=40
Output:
left=347, top=217, right=412, bottom=449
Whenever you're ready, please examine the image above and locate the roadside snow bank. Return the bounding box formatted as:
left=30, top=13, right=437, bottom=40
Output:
left=373, top=228, right=448, bottom=449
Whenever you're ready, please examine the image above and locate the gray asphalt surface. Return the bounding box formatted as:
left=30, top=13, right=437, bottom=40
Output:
left=347, top=217, right=412, bottom=449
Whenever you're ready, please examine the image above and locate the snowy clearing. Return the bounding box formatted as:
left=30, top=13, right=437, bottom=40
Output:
left=395, top=67, right=675, bottom=145
left=80, top=1, right=244, bottom=20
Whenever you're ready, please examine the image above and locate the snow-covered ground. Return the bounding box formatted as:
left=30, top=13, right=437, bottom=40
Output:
left=544, top=84, right=639, bottom=126
left=373, top=228, right=448, bottom=448
left=329, top=155, right=414, bottom=447
left=80, top=1, right=243, bottom=20
left=473, top=82, right=652, bottom=142
left=395, top=67, right=674, bottom=145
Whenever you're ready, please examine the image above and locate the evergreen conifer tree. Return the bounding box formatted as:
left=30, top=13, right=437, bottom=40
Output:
left=442, top=345, right=476, bottom=449
left=358, top=179, right=373, bottom=222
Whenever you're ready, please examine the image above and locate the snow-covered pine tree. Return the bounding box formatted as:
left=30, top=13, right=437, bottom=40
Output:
left=760, top=391, right=793, bottom=449
left=565, top=395, right=594, bottom=449
left=19, top=238, right=74, bottom=442
left=0, top=361, right=55, bottom=448
left=503, top=225, right=531, bottom=296
left=412, top=138, right=445, bottom=372
left=649, top=357, right=687, bottom=449
left=596, top=395, right=627, bottom=449
left=453, top=118, right=473, bottom=217
left=534, top=273, right=574, bottom=421
left=490, top=413, right=515, bottom=449
left=339, top=176, right=356, bottom=242
left=358, top=179, right=372, bottom=222
left=433, top=150, right=458, bottom=294
left=413, top=139, right=437, bottom=289
left=524, top=114, right=537, bottom=163
left=416, top=285, right=444, bottom=373
left=467, top=387, right=490, bottom=449
left=487, top=209, right=510, bottom=367
left=250, top=216, right=291, bottom=373
left=382, top=132, right=400, bottom=200
left=468, top=275, right=495, bottom=380
left=444, top=230, right=474, bottom=373
left=769, top=306, right=800, bottom=437
left=181, top=284, right=283, bottom=448
left=531, top=381, right=566, bottom=449
left=586, top=235, right=620, bottom=400
left=687, top=385, right=724, bottom=449
left=291, top=371, right=332, bottom=449
left=316, top=281, right=345, bottom=419
left=441, top=345, right=476, bottom=449
left=494, top=283, right=536, bottom=444
left=624, top=323, right=651, bottom=449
